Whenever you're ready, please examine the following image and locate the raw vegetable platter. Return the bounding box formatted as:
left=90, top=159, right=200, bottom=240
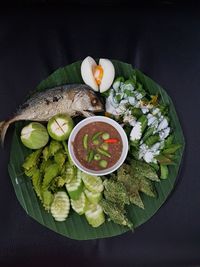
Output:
left=7, top=58, right=185, bottom=240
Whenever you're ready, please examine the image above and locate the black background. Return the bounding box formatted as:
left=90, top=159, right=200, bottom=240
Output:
left=0, top=2, right=199, bottom=266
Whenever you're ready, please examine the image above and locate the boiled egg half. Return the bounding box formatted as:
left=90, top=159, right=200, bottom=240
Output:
left=81, top=56, right=115, bottom=93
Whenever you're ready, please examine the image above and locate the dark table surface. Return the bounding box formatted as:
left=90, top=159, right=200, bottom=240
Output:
left=0, top=3, right=199, bottom=267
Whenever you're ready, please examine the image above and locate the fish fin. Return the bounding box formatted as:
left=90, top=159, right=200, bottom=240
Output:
left=81, top=111, right=95, bottom=117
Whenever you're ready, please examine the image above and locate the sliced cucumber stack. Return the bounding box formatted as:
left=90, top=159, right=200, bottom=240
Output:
left=85, top=203, right=105, bottom=228
left=65, top=170, right=83, bottom=200
left=71, top=192, right=87, bottom=215
left=50, top=191, right=70, bottom=222
left=84, top=188, right=102, bottom=204
left=81, top=172, right=104, bottom=193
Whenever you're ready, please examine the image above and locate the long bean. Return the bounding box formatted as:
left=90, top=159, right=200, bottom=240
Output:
left=97, top=148, right=111, bottom=158
left=83, top=134, right=89, bottom=150
left=92, top=131, right=102, bottom=141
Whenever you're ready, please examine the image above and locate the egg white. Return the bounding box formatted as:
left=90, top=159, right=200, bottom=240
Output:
left=81, top=56, right=99, bottom=91
left=99, top=58, right=115, bottom=93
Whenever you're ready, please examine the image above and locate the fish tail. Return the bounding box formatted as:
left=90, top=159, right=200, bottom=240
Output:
left=0, top=121, right=9, bottom=146
left=0, top=117, right=17, bottom=146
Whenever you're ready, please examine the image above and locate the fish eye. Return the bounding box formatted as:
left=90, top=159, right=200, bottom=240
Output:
left=91, top=98, right=98, bottom=106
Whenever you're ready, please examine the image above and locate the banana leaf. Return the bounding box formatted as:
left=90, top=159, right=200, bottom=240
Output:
left=8, top=60, right=185, bottom=240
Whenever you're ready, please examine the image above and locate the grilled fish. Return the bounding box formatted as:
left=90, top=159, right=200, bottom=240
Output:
left=0, top=84, right=104, bottom=144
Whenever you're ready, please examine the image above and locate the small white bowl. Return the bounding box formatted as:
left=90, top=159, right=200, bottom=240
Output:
left=68, top=116, right=129, bottom=176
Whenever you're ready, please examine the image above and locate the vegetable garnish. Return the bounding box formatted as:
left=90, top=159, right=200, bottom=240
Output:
left=106, top=76, right=181, bottom=165
left=104, top=138, right=118, bottom=143
left=47, top=114, right=74, bottom=141
left=50, top=191, right=70, bottom=222
left=21, top=122, right=49, bottom=149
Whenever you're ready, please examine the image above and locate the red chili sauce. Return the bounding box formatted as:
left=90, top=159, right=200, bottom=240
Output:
left=73, top=122, right=122, bottom=171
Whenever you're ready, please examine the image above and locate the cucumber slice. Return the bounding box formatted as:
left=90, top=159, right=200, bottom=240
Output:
left=84, top=188, right=102, bottom=204
left=85, top=203, right=105, bottom=227
left=50, top=191, right=70, bottom=222
left=65, top=171, right=83, bottom=200
left=71, top=192, right=87, bottom=215
left=81, top=171, right=104, bottom=193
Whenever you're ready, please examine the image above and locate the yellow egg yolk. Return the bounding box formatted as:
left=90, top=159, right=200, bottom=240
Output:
left=93, top=65, right=104, bottom=85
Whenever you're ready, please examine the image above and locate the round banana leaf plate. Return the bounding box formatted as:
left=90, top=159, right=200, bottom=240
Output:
left=8, top=60, right=185, bottom=240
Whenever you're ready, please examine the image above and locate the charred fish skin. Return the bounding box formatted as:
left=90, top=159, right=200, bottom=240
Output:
left=0, top=84, right=104, bottom=144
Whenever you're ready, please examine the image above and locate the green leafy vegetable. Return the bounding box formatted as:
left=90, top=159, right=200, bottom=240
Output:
left=40, top=158, right=53, bottom=174
left=54, top=149, right=66, bottom=169
left=49, top=140, right=63, bottom=157
left=24, top=166, right=38, bottom=178
left=31, top=168, right=42, bottom=199
left=42, top=189, right=54, bottom=211
left=42, top=146, right=50, bottom=161
left=22, top=149, right=42, bottom=170
left=42, top=163, right=60, bottom=189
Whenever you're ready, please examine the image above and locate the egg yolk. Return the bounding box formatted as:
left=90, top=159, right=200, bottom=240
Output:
left=93, top=65, right=104, bottom=85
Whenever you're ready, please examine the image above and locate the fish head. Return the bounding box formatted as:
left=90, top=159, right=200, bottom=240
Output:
left=86, top=90, right=104, bottom=112
left=75, top=88, right=104, bottom=114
